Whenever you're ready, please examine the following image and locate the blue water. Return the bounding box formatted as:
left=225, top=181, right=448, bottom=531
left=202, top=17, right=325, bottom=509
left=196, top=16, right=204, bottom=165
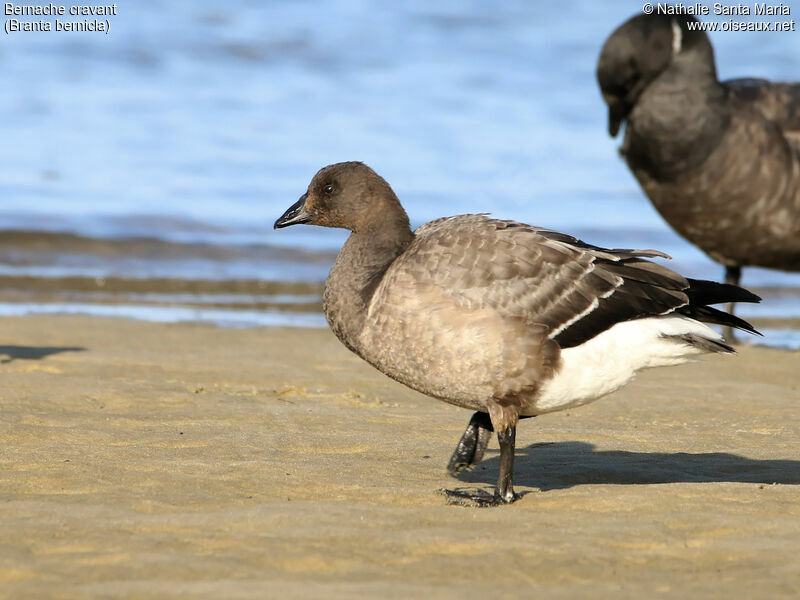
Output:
left=0, top=301, right=327, bottom=328
left=1, top=1, right=799, bottom=345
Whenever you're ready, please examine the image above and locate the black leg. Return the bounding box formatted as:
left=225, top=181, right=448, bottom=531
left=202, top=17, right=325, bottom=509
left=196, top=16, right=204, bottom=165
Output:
left=447, top=411, right=493, bottom=475
left=441, top=424, right=520, bottom=507
left=723, top=265, right=742, bottom=343
left=494, top=426, right=519, bottom=504
left=447, top=413, right=535, bottom=475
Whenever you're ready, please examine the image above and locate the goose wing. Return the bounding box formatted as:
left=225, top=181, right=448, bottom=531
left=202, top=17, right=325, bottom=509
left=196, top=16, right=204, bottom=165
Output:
left=726, top=78, right=800, bottom=148
left=393, top=214, right=691, bottom=349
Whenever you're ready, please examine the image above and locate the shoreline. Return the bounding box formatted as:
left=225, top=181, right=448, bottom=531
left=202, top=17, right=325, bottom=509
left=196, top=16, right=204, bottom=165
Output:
left=2, top=315, right=799, bottom=598
left=0, top=292, right=797, bottom=348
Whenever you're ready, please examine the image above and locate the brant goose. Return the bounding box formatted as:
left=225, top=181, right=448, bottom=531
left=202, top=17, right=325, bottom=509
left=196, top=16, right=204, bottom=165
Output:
left=597, top=13, right=800, bottom=334
left=275, top=162, right=760, bottom=506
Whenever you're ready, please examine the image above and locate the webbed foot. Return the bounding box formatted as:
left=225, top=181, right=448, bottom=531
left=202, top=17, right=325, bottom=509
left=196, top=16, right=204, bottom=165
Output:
left=438, top=487, right=519, bottom=507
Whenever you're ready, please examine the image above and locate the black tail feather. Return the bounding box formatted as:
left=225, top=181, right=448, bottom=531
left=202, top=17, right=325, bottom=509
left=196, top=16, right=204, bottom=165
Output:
left=685, top=278, right=761, bottom=306
left=677, top=304, right=762, bottom=336
left=663, top=333, right=735, bottom=353
left=683, top=278, right=761, bottom=336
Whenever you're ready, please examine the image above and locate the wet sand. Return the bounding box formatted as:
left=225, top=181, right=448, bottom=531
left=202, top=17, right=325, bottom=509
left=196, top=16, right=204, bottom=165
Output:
left=2, top=315, right=799, bottom=599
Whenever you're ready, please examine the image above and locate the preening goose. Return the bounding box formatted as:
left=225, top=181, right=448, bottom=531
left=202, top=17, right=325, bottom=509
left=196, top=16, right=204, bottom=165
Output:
left=597, top=13, right=800, bottom=336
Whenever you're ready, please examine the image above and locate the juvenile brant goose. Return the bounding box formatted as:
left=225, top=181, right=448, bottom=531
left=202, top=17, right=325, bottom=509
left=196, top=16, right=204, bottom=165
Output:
left=275, top=162, right=760, bottom=506
left=597, top=13, right=800, bottom=334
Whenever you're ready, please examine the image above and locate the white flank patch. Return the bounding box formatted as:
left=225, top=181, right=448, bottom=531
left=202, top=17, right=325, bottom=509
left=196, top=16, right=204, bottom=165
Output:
left=671, top=18, right=683, bottom=54
left=530, top=315, right=723, bottom=415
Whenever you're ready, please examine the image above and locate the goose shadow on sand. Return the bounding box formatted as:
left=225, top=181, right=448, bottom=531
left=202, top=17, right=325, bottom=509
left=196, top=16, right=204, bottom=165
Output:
left=451, top=441, right=800, bottom=496
left=0, top=345, right=86, bottom=364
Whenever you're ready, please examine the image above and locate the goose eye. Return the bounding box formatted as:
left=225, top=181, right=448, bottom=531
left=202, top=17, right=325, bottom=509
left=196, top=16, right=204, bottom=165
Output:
left=323, top=184, right=335, bottom=195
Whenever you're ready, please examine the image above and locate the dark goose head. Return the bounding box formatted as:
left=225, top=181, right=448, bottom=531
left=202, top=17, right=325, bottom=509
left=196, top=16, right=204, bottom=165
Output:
left=274, top=161, right=409, bottom=234
left=597, top=13, right=715, bottom=137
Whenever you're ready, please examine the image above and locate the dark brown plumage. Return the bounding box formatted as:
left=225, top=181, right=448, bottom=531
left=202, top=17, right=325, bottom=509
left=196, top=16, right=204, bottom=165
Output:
left=275, top=162, right=759, bottom=505
left=597, top=13, right=800, bottom=331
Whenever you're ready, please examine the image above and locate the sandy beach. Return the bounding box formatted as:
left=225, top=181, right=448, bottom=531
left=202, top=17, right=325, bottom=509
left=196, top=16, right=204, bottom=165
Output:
left=2, top=315, right=799, bottom=599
